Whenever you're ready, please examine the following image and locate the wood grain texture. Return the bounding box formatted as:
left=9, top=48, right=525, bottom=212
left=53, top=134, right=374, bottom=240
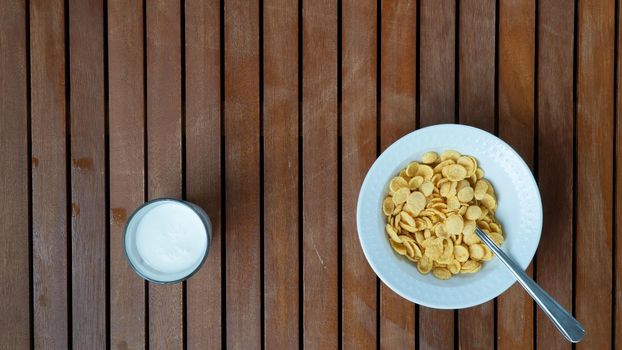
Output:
left=185, top=0, right=222, bottom=349
left=108, top=0, right=145, bottom=348
left=224, top=0, right=261, bottom=348
left=68, top=0, right=107, bottom=347
left=4, top=1, right=622, bottom=347
left=497, top=1, right=535, bottom=349
left=459, top=0, right=495, bottom=131
left=30, top=0, right=68, bottom=347
left=146, top=0, right=183, bottom=348
left=457, top=1, right=495, bottom=349
left=302, top=0, right=339, bottom=348
left=342, top=1, right=377, bottom=349
left=536, top=1, right=574, bottom=349
left=379, top=0, right=417, bottom=347
left=418, top=1, right=455, bottom=348
left=617, top=0, right=622, bottom=346
left=420, top=0, right=455, bottom=125
left=576, top=0, right=614, bottom=349
left=498, top=0, right=535, bottom=164
left=0, top=0, right=30, bottom=347
left=263, top=0, right=299, bottom=348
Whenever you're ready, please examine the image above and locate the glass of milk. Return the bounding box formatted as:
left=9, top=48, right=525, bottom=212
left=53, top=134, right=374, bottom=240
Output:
left=123, top=198, right=211, bottom=283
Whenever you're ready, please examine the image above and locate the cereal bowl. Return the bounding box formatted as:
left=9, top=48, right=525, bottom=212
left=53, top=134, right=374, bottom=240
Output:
left=356, top=124, right=542, bottom=309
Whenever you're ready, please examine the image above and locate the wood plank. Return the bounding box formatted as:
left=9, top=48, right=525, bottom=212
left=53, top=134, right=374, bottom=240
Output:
left=420, top=0, right=455, bottom=125
left=536, top=1, right=574, bottom=349
left=497, top=1, right=535, bottom=349
left=342, top=0, right=377, bottom=348
left=576, top=0, right=614, bottom=349
left=263, top=0, right=299, bottom=348
left=30, top=0, right=68, bottom=347
left=617, top=0, right=622, bottom=346
left=0, top=0, right=30, bottom=347
left=379, top=0, right=417, bottom=347
left=302, top=0, right=339, bottom=347
left=457, top=1, right=495, bottom=349
left=418, top=1, right=455, bottom=348
left=224, top=0, right=261, bottom=348
left=459, top=0, right=495, bottom=131
left=108, top=0, right=145, bottom=348
left=146, top=0, right=183, bottom=348
left=185, top=0, right=222, bottom=349
left=68, top=0, right=106, bottom=347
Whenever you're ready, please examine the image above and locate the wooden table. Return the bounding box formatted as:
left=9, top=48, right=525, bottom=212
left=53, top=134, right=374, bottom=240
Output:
left=1, top=0, right=618, bottom=349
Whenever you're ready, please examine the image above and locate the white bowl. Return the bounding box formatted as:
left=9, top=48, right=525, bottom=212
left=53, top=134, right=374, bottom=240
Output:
left=356, top=124, right=542, bottom=309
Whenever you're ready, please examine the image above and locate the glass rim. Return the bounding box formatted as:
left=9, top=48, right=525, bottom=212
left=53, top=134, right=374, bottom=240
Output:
left=122, top=198, right=211, bottom=285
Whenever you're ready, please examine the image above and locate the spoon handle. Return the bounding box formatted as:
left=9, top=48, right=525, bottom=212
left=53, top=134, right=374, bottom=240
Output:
left=474, top=228, right=585, bottom=343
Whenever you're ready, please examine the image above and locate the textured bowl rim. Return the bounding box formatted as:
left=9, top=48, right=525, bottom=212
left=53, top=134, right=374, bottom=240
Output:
left=356, top=124, right=543, bottom=309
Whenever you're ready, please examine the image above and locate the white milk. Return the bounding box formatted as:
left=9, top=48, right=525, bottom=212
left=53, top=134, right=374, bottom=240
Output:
left=124, top=200, right=210, bottom=283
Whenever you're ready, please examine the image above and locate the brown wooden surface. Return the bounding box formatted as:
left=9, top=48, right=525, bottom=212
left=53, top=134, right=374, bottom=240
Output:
left=617, top=1, right=622, bottom=347
left=224, top=0, right=261, bottom=348
left=302, top=0, right=339, bottom=348
left=2, top=0, right=621, bottom=349
left=576, top=0, right=615, bottom=349
left=30, top=0, right=69, bottom=347
left=263, top=0, right=299, bottom=348
left=69, top=0, right=107, bottom=347
left=0, top=1, right=29, bottom=348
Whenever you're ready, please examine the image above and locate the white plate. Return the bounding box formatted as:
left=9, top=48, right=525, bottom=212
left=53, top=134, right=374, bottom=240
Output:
left=356, top=124, right=542, bottom=309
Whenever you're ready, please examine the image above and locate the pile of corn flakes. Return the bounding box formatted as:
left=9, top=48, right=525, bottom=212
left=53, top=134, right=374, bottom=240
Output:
left=382, top=150, right=504, bottom=280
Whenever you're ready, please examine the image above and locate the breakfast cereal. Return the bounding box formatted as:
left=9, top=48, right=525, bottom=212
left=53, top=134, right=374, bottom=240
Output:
left=382, top=150, right=503, bottom=279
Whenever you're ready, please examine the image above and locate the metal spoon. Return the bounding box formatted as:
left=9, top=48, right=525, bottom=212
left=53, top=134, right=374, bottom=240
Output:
left=474, top=227, right=585, bottom=343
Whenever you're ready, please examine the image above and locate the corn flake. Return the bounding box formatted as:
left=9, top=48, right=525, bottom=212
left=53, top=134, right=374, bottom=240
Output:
left=392, top=187, right=410, bottom=205
left=390, top=176, right=408, bottom=193
left=432, top=267, right=452, bottom=280
left=461, top=260, right=482, bottom=273
left=453, top=245, right=469, bottom=262
left=406, top=162, right=419, bottom=177
left=457, top=187, right=474, bottom=203
left=465, top=205, right=482, bottom=221
left=382, top=197, right=395, bottom=216
left=440, top=150, right=461, bottom=161
left=469, top=244, right=485, bottom=260
left=445, top=164, right=467, bottom=181
left=421, top=151, right=439, bottom=164
left=409, top=176, right=424, bottom=190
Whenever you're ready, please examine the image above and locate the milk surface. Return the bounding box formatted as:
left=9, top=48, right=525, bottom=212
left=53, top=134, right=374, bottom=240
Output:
left=135, top=201, right=208, bottom=275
